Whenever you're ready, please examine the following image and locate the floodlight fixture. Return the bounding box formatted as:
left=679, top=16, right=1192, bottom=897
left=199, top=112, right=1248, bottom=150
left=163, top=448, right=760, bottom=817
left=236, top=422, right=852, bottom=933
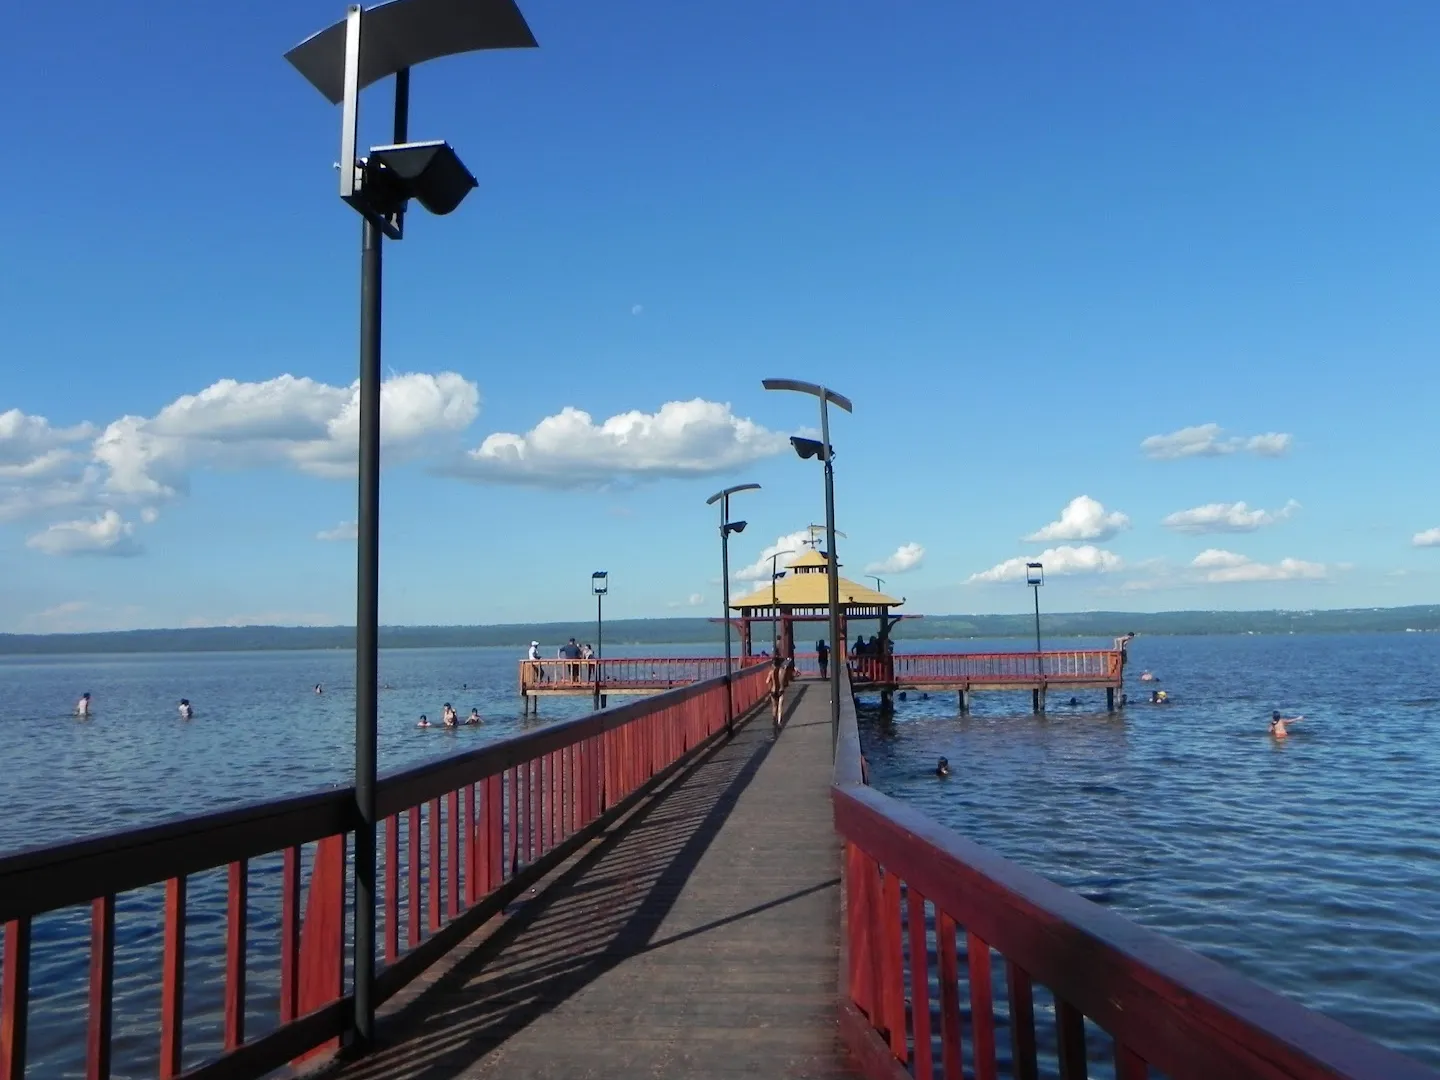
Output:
left=592, top=570, right=609, bottom=595
left=1026, top=562, right=1044, bottom=587
left=724, top=520, right=748, bottom=536
left=791, top=436, right=828, bottom=461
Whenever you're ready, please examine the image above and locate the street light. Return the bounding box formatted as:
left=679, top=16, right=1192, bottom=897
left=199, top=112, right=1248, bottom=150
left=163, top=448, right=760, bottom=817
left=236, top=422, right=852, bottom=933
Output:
left=284, top=0, right=536, bottom=1048
left=770, top=552, right=789, bottom=656
left=762, top=379, right=853, bottom=751
left=706, top=483, right=761, bottom=736
left=592, top=571, right=609, bottom=708
left=1026, top=561, right=1044, bottom=653
left=868, top=575, right=884, bottom=593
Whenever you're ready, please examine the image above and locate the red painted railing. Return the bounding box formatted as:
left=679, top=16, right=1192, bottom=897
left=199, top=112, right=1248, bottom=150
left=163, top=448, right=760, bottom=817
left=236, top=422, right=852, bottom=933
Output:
left=521, top=656, right=734, bottom=692
left=0, top=666, right=768, bottom=1080
left=851, top=649, right=1121, bottom=687
left=830, top=669, right=1437, bottom=1080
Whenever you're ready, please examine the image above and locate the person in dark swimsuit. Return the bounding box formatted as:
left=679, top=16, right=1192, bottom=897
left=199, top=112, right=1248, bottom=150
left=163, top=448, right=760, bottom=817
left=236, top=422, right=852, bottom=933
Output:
left=767, top=655, right=785, bottom=732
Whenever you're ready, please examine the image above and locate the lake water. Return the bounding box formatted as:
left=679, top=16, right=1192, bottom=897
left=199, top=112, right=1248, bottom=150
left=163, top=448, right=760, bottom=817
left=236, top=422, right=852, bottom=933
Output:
left=862, top=632, right=1440, bottom=1070
left=2, top=633, right=1437, bottom=1074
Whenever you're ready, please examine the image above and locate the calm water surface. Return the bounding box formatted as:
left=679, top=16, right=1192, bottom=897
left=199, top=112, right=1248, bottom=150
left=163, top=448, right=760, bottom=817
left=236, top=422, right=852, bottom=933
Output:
left=3, top=634, right=1438, bottom=1073
left=864, top=633, right=1440, bottom=1069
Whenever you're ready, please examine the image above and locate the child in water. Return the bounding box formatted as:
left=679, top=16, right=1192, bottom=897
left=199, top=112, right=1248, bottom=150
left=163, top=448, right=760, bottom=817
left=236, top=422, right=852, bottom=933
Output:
left=1270, top=711, right=1304, bottom=738
left=442, top=703, right=458, bottom=727
left=178, top=699, right=194, bottom=720
left=466, top=708, right=482, bottom=725
left=935, top=757, right=950, bottom=778
left=417, top=714, right=431, bottom=728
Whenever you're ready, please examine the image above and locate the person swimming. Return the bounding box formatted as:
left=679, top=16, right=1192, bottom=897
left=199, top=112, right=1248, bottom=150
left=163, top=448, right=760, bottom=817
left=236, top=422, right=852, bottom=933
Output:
left=442, top=703, right=458, bottom=727
left=935, top=757, right=950, bottom=778
left=314, top=684, right=323, bottom=695
left=76, top=692, right=92, bottom=718
left=417, top=714, right=431, bottom=728
left=179, top=699, right=194, bottom=720
left=1270, top=710, right=1304, bottom=738
left=1139, top=671, right=1158, bottom=682
left=1068, top=697, right=1079, bottom=707
left=465, top=708, right=482, bottom=725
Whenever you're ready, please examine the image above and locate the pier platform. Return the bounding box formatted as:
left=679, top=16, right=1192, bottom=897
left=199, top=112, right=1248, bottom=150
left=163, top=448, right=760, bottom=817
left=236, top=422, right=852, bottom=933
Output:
left=328, top=681, right=852, bottom=1079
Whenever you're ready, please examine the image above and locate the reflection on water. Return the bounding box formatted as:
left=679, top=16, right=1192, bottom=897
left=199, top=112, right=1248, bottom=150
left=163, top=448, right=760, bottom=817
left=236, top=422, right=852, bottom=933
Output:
left=863, top=633, right=1440, bottom=1068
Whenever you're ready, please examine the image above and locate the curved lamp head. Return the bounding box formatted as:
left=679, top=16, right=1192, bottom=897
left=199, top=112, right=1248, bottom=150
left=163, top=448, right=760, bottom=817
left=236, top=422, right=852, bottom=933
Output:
left=705, top=482, right=761, bottom=506
left=286, top=0, right=537, bottom=105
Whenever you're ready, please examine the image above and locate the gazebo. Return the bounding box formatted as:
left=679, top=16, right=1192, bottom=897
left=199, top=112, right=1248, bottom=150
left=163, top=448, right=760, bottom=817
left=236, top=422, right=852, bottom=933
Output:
left=727, top=549, right=913, bottom=661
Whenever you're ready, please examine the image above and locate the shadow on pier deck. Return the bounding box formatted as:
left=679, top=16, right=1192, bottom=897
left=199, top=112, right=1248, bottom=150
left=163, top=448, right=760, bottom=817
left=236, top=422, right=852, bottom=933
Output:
left=326, top=681, right=853, bottom=1080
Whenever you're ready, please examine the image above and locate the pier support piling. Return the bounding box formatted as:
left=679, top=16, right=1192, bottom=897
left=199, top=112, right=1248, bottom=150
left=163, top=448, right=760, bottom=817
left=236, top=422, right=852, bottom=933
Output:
left=958, top=689, right=969, bottom=715
left=1032, top=688, right=1044, bottom=714
left=1107, top=687, right=1115, bottom=713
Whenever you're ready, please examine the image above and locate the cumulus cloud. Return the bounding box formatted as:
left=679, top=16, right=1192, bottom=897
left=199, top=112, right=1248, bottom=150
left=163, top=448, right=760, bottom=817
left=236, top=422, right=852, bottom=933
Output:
left=865, top=542, right=925, bottom=575
left=734, top=530, right=810, bottom=582
left=1162, top=499, right=1299, bottom=534
left=1190, top=549, right=1327, bottom=583
left=1025, top=496, right=1129, bottom=543
left=668, top=592, right=705, bottom=609
left=1141, top=424, right=1293, bottom=460
left=1413, top=528, right=1440, bottom=548
left=316, top=521, right=358, bottom=542
left=1, top=372, right=478, bottom=545
left=968, top=545, right=1123, bottom=584
left=446, top=399, right=788, bottom=488
left=26, top=510, right=141, bottom=557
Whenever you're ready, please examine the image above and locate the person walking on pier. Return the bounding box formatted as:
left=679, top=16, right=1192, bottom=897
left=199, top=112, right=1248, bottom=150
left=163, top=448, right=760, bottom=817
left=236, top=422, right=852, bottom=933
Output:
left=816, top=639, right=830, bottom=678
left=767, top=654, right=785, bottom=733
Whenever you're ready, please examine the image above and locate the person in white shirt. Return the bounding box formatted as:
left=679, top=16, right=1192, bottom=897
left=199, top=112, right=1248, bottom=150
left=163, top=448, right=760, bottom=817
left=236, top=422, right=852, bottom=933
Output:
left=76, top=692, right=92, bottom=718
left=527, top=640, right=545, bottom=682
left=179, top=699, right=194, bottom=720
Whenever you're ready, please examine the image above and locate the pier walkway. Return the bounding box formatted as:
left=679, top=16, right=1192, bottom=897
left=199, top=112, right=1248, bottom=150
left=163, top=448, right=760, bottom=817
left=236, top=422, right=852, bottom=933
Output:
left=326, top=681, right=852, bottom=1080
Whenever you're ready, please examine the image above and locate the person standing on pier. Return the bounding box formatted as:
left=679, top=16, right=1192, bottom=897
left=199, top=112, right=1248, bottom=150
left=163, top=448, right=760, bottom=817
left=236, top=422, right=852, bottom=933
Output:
left=528, top=640, right=546, bottom=683
left=816, top=639, right=830, bottom=678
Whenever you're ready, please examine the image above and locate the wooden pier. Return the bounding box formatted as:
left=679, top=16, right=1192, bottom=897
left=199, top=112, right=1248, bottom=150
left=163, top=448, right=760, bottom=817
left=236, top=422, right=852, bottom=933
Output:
left=520, top=648, right=1125, bottom=714
left=2, top=669, right=1433, bottom=1080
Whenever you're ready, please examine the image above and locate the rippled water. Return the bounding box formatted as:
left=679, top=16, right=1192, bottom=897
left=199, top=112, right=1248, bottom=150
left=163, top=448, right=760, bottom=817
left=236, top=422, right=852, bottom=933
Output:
left=0, top=642, right=713, bottom=1078
left=863, top=633, right=1440, bottom=1068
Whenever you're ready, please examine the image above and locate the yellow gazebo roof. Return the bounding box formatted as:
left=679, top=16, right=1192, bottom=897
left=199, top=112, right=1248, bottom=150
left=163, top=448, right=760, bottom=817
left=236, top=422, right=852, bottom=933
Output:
left=730, top=549, right=903, bottom=610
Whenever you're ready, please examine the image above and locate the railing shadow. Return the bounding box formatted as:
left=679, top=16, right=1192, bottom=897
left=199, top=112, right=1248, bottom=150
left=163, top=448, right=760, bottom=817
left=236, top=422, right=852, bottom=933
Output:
left=327, top=691, right=811, bottom=1078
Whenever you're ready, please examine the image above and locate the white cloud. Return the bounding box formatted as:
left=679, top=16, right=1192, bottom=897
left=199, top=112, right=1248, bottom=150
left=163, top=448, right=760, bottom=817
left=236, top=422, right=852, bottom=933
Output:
left=16, top=600, right=149, bottom=634
left=1, top=372, right=478, bottom=545
left=317, top=521, right=358, bottom=542
left=734, top=530, right=810, bottom=582
left=26, top=510, right=141, bottom=557
left=446, top=399, right=788, bottom=488
left=1025, top=496, right=1129, bottom=543
left=0, top=409, right=94, bottom=465
left=668, top=592, right=706, bottom=609
left=1141, top=424, right=1293, bottom=460
left=1162, top=499, right=1299, bottom=534
left=967, top=545, right=1123, bottom=584
left=1190, top=549, right=1328, bottom=583
left=865, top=542, right=925, bottom=575
left=1413, top=528, right=1440, bottom=548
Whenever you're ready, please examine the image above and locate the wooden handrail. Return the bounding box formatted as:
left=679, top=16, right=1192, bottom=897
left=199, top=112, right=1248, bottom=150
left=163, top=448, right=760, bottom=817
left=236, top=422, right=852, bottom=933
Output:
left=0, top=664, right=770, bottom=1079
left=829, top=668, right=1437, bottom=1080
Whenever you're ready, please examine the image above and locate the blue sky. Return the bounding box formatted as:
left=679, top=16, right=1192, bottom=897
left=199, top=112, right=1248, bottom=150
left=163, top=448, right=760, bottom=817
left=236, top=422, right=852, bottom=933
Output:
left=3, top=1, right=1439, bottom=633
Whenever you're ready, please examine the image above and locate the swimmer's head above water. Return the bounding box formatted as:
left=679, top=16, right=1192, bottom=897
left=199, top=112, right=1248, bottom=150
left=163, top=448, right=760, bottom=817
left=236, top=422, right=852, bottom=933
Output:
left=935, top=757, right=950, bottom=778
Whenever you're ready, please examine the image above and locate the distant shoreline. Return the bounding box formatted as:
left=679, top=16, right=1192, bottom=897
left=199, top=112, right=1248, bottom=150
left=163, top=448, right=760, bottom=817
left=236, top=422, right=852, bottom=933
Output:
left=2, top=606, right=1437, bottom=656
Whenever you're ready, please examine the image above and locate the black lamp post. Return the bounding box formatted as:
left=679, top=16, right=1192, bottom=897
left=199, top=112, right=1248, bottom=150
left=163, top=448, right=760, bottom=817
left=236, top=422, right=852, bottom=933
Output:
left=592, top=571, right=608, bottom=708
left=705, top=483, right=760, bottom=736
left=770, top=552, right=789, bottom=656
left=1026, top=561, right=1044, bottom=654
left=762, top=379, right=853, bottom=751
left=284, top=0, right=536, bottom=1048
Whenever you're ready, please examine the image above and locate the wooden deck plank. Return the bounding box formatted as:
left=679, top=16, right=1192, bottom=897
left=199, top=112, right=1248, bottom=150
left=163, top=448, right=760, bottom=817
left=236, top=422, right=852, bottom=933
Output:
left=326, top=682, right=854, bottom=1079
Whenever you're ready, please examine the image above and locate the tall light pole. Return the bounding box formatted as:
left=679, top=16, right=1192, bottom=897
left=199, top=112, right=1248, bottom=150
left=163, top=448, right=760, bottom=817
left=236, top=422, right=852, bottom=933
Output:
left=1026, top=561, right=1044, bottom=654
left=770, top=552, right=789, bottom=656
left=285, top=0, right=536, bottom=1049
left=592, top=571, right=608, bottom=708
left=762, top=379, right=853, bottom=751
left=868, top=575, right=884, bottom=594
left=706, top=483, right=760, bottom=736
